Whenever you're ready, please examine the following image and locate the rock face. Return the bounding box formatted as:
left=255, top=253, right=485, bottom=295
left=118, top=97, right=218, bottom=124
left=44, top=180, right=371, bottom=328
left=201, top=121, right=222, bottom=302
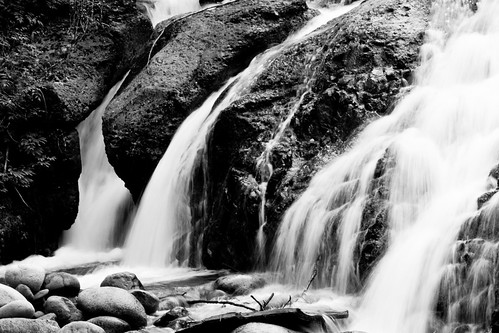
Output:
left=202, top=0, right=431, bottom=270
left=102, top=0, right=315, bottom=200
left=77, top=287, right=147, bottom=329
left=0, top=0, right=153, bottom=263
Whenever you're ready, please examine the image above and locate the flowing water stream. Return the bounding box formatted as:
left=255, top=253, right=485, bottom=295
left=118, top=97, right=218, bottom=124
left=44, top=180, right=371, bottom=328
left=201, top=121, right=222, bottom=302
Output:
left=123, top=3, right=359, bottom=268
left=270, top=0, right=499, bottom=332
left=63, top=75, right=131, bottom=252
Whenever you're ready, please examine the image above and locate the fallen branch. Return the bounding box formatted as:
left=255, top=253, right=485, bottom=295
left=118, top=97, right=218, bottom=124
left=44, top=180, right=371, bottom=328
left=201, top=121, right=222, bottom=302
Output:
left=178, top=307, right=348, bottom=333
left=187, top=300, right=256, bottom=312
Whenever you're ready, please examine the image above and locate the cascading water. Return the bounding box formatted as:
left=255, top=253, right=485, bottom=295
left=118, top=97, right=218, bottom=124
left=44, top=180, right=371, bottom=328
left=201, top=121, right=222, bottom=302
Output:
left=137, top=0, right=201, bottom=28
left=123, top=3, right=357, bottom=268
left=254, top=2, right=358, bottom=263
left=63, top=76, right=131, bottom=252
left=272, top=0, right=499, bottom=331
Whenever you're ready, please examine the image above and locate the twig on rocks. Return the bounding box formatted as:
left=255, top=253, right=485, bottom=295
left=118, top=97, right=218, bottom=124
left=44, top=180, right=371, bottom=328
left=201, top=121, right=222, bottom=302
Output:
left=187, top=299, right=257, bottom=312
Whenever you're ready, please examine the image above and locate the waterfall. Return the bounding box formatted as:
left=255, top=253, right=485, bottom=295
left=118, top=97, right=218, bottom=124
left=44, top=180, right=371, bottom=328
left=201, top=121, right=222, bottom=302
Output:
left=271, top=0, right=499, bottom=331
left=122, top=4, right=357, bottom=268
left=255, top=1, right=360, bottom=265
left=137, top=0, right=201, bottom=28
left=63, top=76, right=131, bottom=251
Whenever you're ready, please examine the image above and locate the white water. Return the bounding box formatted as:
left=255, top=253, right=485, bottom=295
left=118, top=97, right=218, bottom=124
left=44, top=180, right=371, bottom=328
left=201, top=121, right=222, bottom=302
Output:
left=123, top=4, right=358, bottom=268
left=137, top=0, right=201, bottom=28
left=63, top=76, right=131, bottom=252
left=255, top=1, right=359, bottom=265
left=272, top=0, right=499, bottom=331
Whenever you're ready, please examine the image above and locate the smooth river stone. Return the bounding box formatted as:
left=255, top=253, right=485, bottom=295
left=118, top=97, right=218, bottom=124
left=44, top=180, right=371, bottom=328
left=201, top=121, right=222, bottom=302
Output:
left=0, top=283, right=26, bottom=307
left=0, top=299, right=35, bottom=318
left=60, top=321, right=106, bottom=333
left=5, top=264, right=45, bottom=293
left=43, top=272, right=80, bottom=297
left=77, top=287, right=147, bottom=328
left=0, top=318, right=60, bottom=332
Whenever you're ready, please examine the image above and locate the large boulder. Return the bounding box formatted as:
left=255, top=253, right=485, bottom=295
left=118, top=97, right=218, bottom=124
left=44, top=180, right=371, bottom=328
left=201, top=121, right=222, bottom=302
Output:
left=43, top=272, right=80, bottom=297
left=0, top=318, right=60, bottom=332
left=77, top=287, right=147, bottom=329
left=103, top=0, right=315, bottom=200
left=201, top=0, right=431, bottom=270
left=0, top=0, right=152, bottom=263
left=5, top=264, right=45, bottom=293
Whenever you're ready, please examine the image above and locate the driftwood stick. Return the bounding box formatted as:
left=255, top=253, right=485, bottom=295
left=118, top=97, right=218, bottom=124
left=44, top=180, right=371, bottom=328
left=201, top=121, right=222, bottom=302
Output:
left=187, top=299, right=257, bottom=312
left=250, top=295, right=263, bottom=311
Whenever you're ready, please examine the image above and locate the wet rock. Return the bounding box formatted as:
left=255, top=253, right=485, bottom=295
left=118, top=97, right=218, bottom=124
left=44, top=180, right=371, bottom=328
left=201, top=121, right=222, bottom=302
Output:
left=77, top=287, right=147, bottom=329
left=0, top=299, right=35, bottom=318
left=232, top=323, right=296, bottom=333
left=43, top=296, right=83, bottom=325
left=88, top=316, right=132, bottom=333
left=103, top=0, right=314, bottom=200
left=60, top=321, right=106, bottom=333
left=15, top=284, right=34, bottom=302
left=100, top=272, right=144, bottom=291
left=0, top=0, right=152, bottom=265
left=38, top=313, right=57, bottom=321
left=130, top=290, right=159, bottom=315
left=0, top=284, right=27, bottom=307
left=203, top=0, right=431, bottom=271
left=0, top=318, right=59, bottom=332
left=214, top=274, right=266, bottom=295
left=43, top=272, right=80, bottom=297
left=153, top=307, right=188, bottom=327
left=5, top=264, right=45, bottom=293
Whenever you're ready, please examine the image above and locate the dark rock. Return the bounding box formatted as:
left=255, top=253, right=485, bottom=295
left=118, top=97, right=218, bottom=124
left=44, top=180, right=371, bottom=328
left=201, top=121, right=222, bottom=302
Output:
left=43, top=296, right=83, bottom=326
left=77, top=287, right=147, bottom=329
left=43, top=272, right=80, bottom=297
left=0, top=0, right=152, bottom=264
left=103, top=0, right=314, bottom=200
left=100, top=272, right=144, bottom=291
left=202, top=0, right=431, bottom=270
left=130, top=289, right=159, bottom=315
left=88, top=316, right=132, bottom=333
left=153, top=306, right=188, bottom=327
left=0, top=318, right=60, bottom=333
